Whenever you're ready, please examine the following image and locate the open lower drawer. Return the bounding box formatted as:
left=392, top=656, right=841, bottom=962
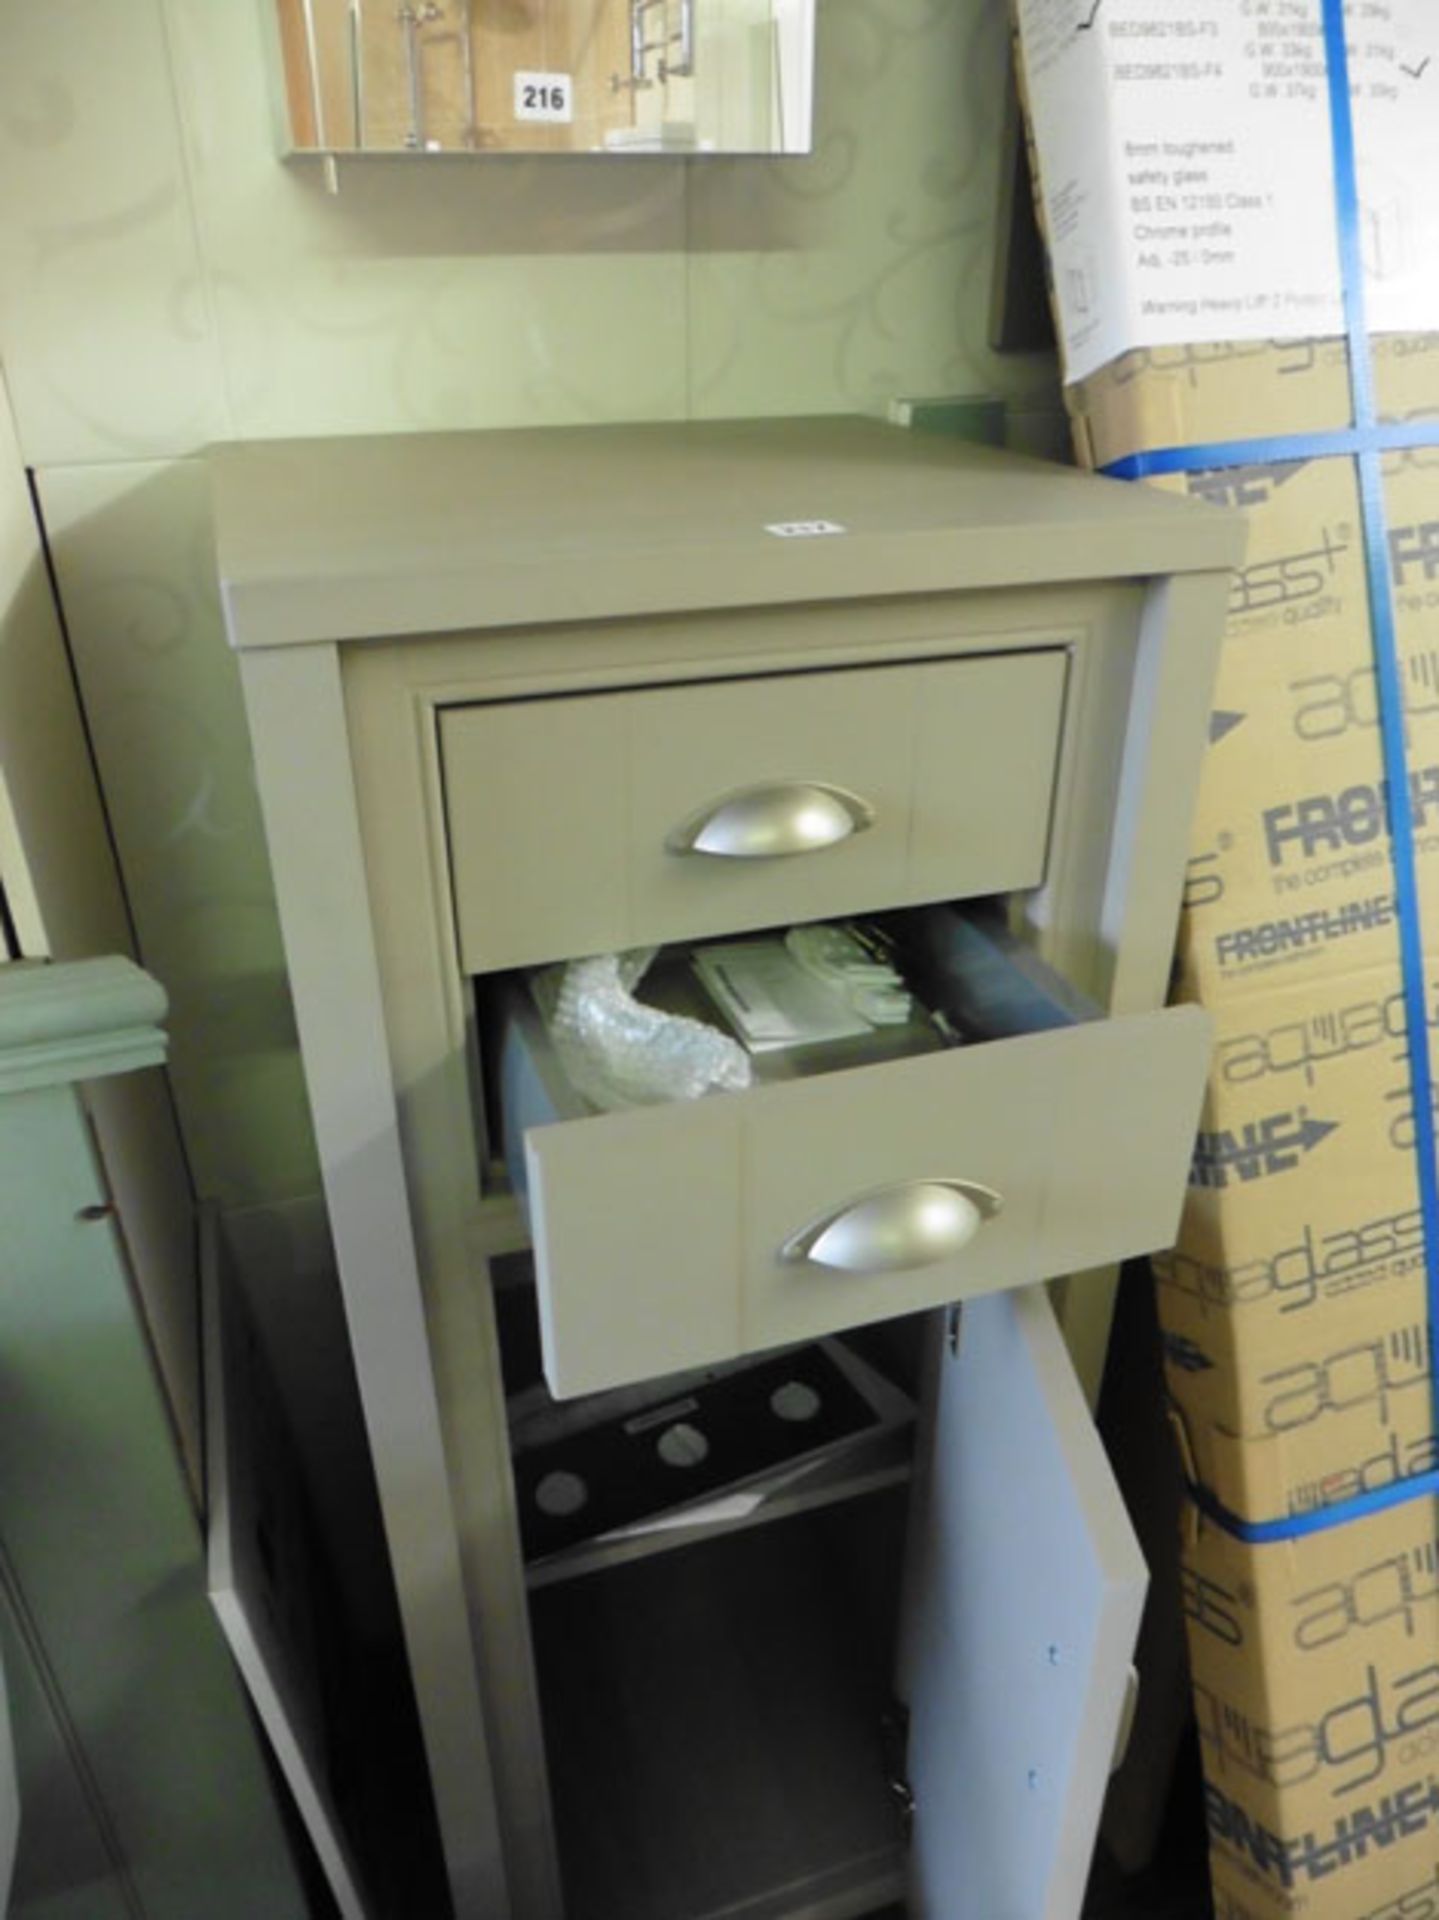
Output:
left=495, top=910, right=1211, bottom=1398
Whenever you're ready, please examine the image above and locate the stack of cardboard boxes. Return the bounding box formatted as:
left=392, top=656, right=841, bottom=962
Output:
left=1015, top=7, right=1439, bottom=1915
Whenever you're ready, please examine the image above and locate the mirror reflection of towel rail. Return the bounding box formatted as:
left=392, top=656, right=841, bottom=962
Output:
left=396, top=1, right=478, bottom=151
left=669, top=0, right=694, bottom=80
left=612, top=0, right=694, bottom=91
left=300, top=0, right=327, bottom=145
left=348, top=0, right=365, bottom=147
left=398, top=1, right=438, bottom=148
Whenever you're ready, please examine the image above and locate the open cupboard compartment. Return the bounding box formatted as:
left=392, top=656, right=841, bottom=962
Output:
left=528, top=1491, right=914, bottom=1920
left=491, top=1243, right=924, bottom=1915
left=486, top=1247, right=1149, bottom=1920
left=492, top=1238, right=920, bottom=1584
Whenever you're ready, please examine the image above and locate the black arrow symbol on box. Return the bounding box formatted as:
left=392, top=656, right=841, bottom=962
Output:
left=1190, top=1111, right=1338, bottom=1186
left=1077, top=0, right=1102, bottom=30
left=1189, top=460, right=1309, bottom=506
left=1209, top=710, right=1246, bottom=744
left=1254, top=460, right=1307, bottom=490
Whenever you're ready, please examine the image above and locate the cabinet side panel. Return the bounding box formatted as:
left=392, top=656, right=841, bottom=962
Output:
left=239, top=643, right=508, bottom=1920
left=343, top=645, right=565, bottom=1920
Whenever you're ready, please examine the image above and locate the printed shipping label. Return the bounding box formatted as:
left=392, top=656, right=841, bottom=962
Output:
left=1016, top=0, right=1439, bottom=383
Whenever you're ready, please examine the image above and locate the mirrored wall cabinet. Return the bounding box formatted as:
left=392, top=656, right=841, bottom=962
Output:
left=215, top=418, right=1242, bottom=1920
left=269, top=0, right=815, bottom=155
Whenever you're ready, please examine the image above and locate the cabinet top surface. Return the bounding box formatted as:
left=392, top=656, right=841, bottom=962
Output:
left=210, top=415, right=1242, bottom=653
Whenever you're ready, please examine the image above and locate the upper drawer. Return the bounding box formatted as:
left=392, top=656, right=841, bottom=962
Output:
left=441, top=651, right=1066, bottom=974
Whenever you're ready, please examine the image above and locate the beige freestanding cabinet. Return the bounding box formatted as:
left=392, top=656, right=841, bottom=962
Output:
left=213, top=419, right=1243, bottom=1920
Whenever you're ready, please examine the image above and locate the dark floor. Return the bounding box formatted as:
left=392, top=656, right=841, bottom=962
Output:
left=1082, top=1723, right=1211, bottom=1919
left=1083, top=1845, right=1210, bottom=1920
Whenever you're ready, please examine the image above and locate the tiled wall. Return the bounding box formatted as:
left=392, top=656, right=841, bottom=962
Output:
left=0, top=0, right=1058, bottom=1204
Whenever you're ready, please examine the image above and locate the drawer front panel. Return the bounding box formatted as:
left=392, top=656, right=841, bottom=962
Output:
left=524, top=1004, right=1210, bottom=1397
left=443, top=651, right=1066, bottom=975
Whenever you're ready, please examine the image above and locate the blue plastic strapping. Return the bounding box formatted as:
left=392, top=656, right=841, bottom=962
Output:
left=1102, top=0, right=1439, bottom=1548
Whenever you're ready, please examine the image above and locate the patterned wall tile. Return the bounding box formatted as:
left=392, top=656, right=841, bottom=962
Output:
left=0, top=373, right=137, bottom=964
left=162, top=0, right=690, bottom=438
left=686, top=0, right=1058, bottom=418
left=0, top=0, right=228, bottom=464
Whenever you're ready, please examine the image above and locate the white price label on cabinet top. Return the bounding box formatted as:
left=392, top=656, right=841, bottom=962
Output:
left=514, top=71, right=574, bottom=124
left=764, top=520, right=847, bottom=539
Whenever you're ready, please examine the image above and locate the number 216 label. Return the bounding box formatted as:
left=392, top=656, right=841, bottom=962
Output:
left=514, top=72, right=574, bottom=124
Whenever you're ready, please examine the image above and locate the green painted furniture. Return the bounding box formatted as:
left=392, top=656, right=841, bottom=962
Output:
left=0, top=957, right=311, bottom=1920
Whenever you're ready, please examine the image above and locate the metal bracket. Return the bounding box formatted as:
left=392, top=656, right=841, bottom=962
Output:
left=946, top=1302, right=964, bottom=1358
left=880, top=1701, right=914, bottom=1845
left=1110, top=1664, right=1141, bottom=1775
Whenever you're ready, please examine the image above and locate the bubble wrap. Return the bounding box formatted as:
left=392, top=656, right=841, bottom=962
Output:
left=544, top=950, right=753, bottom=1112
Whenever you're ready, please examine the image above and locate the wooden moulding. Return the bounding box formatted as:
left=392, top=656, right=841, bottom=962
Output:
left=0, top=957, right=167, bottom=1097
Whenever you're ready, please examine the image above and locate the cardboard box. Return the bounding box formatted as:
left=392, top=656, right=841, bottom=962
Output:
left=1066, top=337, right=1439, bottom=476
left=1158, top=960, right=1435, bottom=1520
left=1010, top=0, right=1439, bottom=1432
left=1011, top=4, right=1439, bottom=1909
left=1012, top=4, right=1439, bottom=399
left=1211, top=1874, right=1439, bottom=1920
left=1009, top=13, right=1439, bottom=1020
left=1155, top=444, right=1439, bottom=1005
left=1165, top=1291, right=1436, bottom=1530
left=1183, top=1498, right=1439, bottom=1920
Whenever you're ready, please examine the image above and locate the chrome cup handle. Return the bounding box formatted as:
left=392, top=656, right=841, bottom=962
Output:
left=779, top=1180, right=1003, bottom=1275
left=666, top=782, right=875, bottom=859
